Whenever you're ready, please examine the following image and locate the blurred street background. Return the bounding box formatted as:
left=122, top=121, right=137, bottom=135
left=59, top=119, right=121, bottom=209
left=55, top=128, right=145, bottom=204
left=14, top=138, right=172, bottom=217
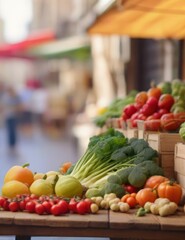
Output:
left=0, top=0, right=185, bottom=239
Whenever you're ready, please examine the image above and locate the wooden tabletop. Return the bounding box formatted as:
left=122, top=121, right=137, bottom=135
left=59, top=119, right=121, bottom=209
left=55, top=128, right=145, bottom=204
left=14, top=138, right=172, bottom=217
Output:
left=0, top=208, right=185, bottom=240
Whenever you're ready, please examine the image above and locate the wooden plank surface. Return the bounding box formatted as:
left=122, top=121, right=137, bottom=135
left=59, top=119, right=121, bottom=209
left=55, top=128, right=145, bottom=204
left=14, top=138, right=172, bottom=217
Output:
left=155, top=208, right=185, bottom=231
left=0, top=208, right=185, bottom=239
left=1, top=210, right=108, bottom=228
left=109, top=209, right=160, bottom=230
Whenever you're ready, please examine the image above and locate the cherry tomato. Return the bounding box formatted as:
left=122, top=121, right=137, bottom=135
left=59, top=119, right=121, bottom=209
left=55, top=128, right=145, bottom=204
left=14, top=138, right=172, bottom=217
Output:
left=121, top=194, right=130, bottom=203
left=84, top=199, right=93, bottom=213
left=35, top=203, right=45, bottom=215
left=76, top=201, right=88, bottom=215
left=69, top=198, right=78, bottom=213
left=42, top=201, right=52, bottom=214
left=58, top=200, right=69, bottom=214
left=25, top=201, right=36, bottom=213
left=3, top=199, right=10, bottom=211
left=0, top=197, right=6, bottom=208
left=9, top=201, right=19, bottom=212
left=124, top=184, right=138, bottom=194
left=126, top=196, right=137, bottom=208
left=50, top=204, right=62, bottom=216
left=19, top=200, right=26, bottom=211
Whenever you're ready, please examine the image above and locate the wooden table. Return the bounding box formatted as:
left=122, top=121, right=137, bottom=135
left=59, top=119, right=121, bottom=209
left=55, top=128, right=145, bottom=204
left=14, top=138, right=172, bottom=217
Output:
left=0, top=208, right=185, bottom=240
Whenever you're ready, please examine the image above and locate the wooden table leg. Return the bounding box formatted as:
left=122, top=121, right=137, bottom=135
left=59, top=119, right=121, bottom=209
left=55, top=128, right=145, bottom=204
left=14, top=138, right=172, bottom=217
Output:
left=15, top=236, right=31, bottom=240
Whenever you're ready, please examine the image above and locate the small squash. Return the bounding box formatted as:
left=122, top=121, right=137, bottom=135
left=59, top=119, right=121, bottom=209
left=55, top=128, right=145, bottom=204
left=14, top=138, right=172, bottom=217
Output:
left=157, top=180, right=182, bottom=205
left=136, top=188, right=157, bottom=207
left=144, top=175, right=168, bottom=189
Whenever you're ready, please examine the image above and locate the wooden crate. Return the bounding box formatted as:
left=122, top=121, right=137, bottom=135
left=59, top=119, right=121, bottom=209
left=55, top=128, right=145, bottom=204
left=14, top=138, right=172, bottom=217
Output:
left=175, top=143, right=185, bottom=176
left=146, top=132, right=182, bottom=153
left=174, top=143, right=185, bottom=205
left=126, top=119, right=138, bottom=139
left=137, top=120, right=145, bottom=139
left=127, top=128, right=138, bottom=139
left=159, top=153, right=176, bottom=178
left=145, top=132, right=182, bottom=179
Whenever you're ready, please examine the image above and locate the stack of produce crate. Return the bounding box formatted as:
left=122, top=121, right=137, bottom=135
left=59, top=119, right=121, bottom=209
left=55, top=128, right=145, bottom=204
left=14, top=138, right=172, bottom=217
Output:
left=146, top=132, right=183, bottom=178
left=174, top=143, right=185, bottom=200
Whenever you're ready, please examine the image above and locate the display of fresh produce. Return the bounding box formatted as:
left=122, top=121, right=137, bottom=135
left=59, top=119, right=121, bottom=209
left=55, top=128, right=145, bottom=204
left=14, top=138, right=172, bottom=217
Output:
left=93, top=90, right=137, bottom=127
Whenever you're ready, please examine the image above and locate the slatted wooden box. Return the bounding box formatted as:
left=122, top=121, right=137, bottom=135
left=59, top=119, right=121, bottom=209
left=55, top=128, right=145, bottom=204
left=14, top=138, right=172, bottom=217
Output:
left=126, top=119, right=138, bottom=139
left=146, top=132, right=183, bottom=179
left=175, top=143, right=185, bottom=185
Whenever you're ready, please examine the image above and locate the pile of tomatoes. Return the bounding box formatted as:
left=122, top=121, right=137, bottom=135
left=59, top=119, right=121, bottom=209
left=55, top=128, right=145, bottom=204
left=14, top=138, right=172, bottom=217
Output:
left=121, top=86, right=185, bottom=132
left=0, top=194, right=97, bottom=216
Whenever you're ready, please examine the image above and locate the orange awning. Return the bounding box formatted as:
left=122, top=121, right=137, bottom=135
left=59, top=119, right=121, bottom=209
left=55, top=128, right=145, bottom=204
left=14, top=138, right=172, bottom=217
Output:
left=88, top=0, right=185, bottom=39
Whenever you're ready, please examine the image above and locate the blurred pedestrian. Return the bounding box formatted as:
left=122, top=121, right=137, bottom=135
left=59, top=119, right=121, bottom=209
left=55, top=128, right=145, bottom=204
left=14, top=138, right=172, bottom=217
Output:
left=18, top=82, right=34, bottom=135
left=2, top=85, right=22, bottom=152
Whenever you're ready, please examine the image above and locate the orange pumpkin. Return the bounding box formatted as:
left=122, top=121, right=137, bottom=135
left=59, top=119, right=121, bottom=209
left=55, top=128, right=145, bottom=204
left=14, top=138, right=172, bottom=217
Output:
left=147, top=86, right=162, bottom=100
left=136, top=188, right=157, bottom=207
left=4, top=163, right=34, bottom=187
left=144, top=175, right=169, bottom=189
left=157, top=180, right=182, bottom=204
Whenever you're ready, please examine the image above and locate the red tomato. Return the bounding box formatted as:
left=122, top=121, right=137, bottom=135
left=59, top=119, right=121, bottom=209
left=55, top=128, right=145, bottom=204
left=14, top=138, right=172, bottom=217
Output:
left=134, top=102, right=143, bottom=111
left=25, top=201, right=36, bottom=213
left=68, top=198, right=78, bottom=213
left=0, top=197, right=6, bottom=208
left=126, top=196, right=137, bottom=208
left=9, top=201, right=19, bottom=212
left=42, top=201, right=52, bottom=214
left=50, top=204, right=62, bottom=216
left=58, top=200, right=69, bottom=214
left=123, top=104, right=137, bottom=118
left=3, top=200, right=10, bottom=211
left=84, top=199, right=93, bottom=213
left=140, top=97, right=158, bottom=117
left=121, top=112, right=129, bottom=121
left=124, top=184, right=138, bottom=194
left=160, top=113, right=180, bottom=131
left=19, top=200, right=26, bottom=211
left=76, top=201, right=88, bottom=215
left=137, top=113, right=147, bottom=121
left=35, top=203, right=45, bottom=215
left=158, top=94, right=175, bottom=111
left=157, top=108, right=169, bottom=117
